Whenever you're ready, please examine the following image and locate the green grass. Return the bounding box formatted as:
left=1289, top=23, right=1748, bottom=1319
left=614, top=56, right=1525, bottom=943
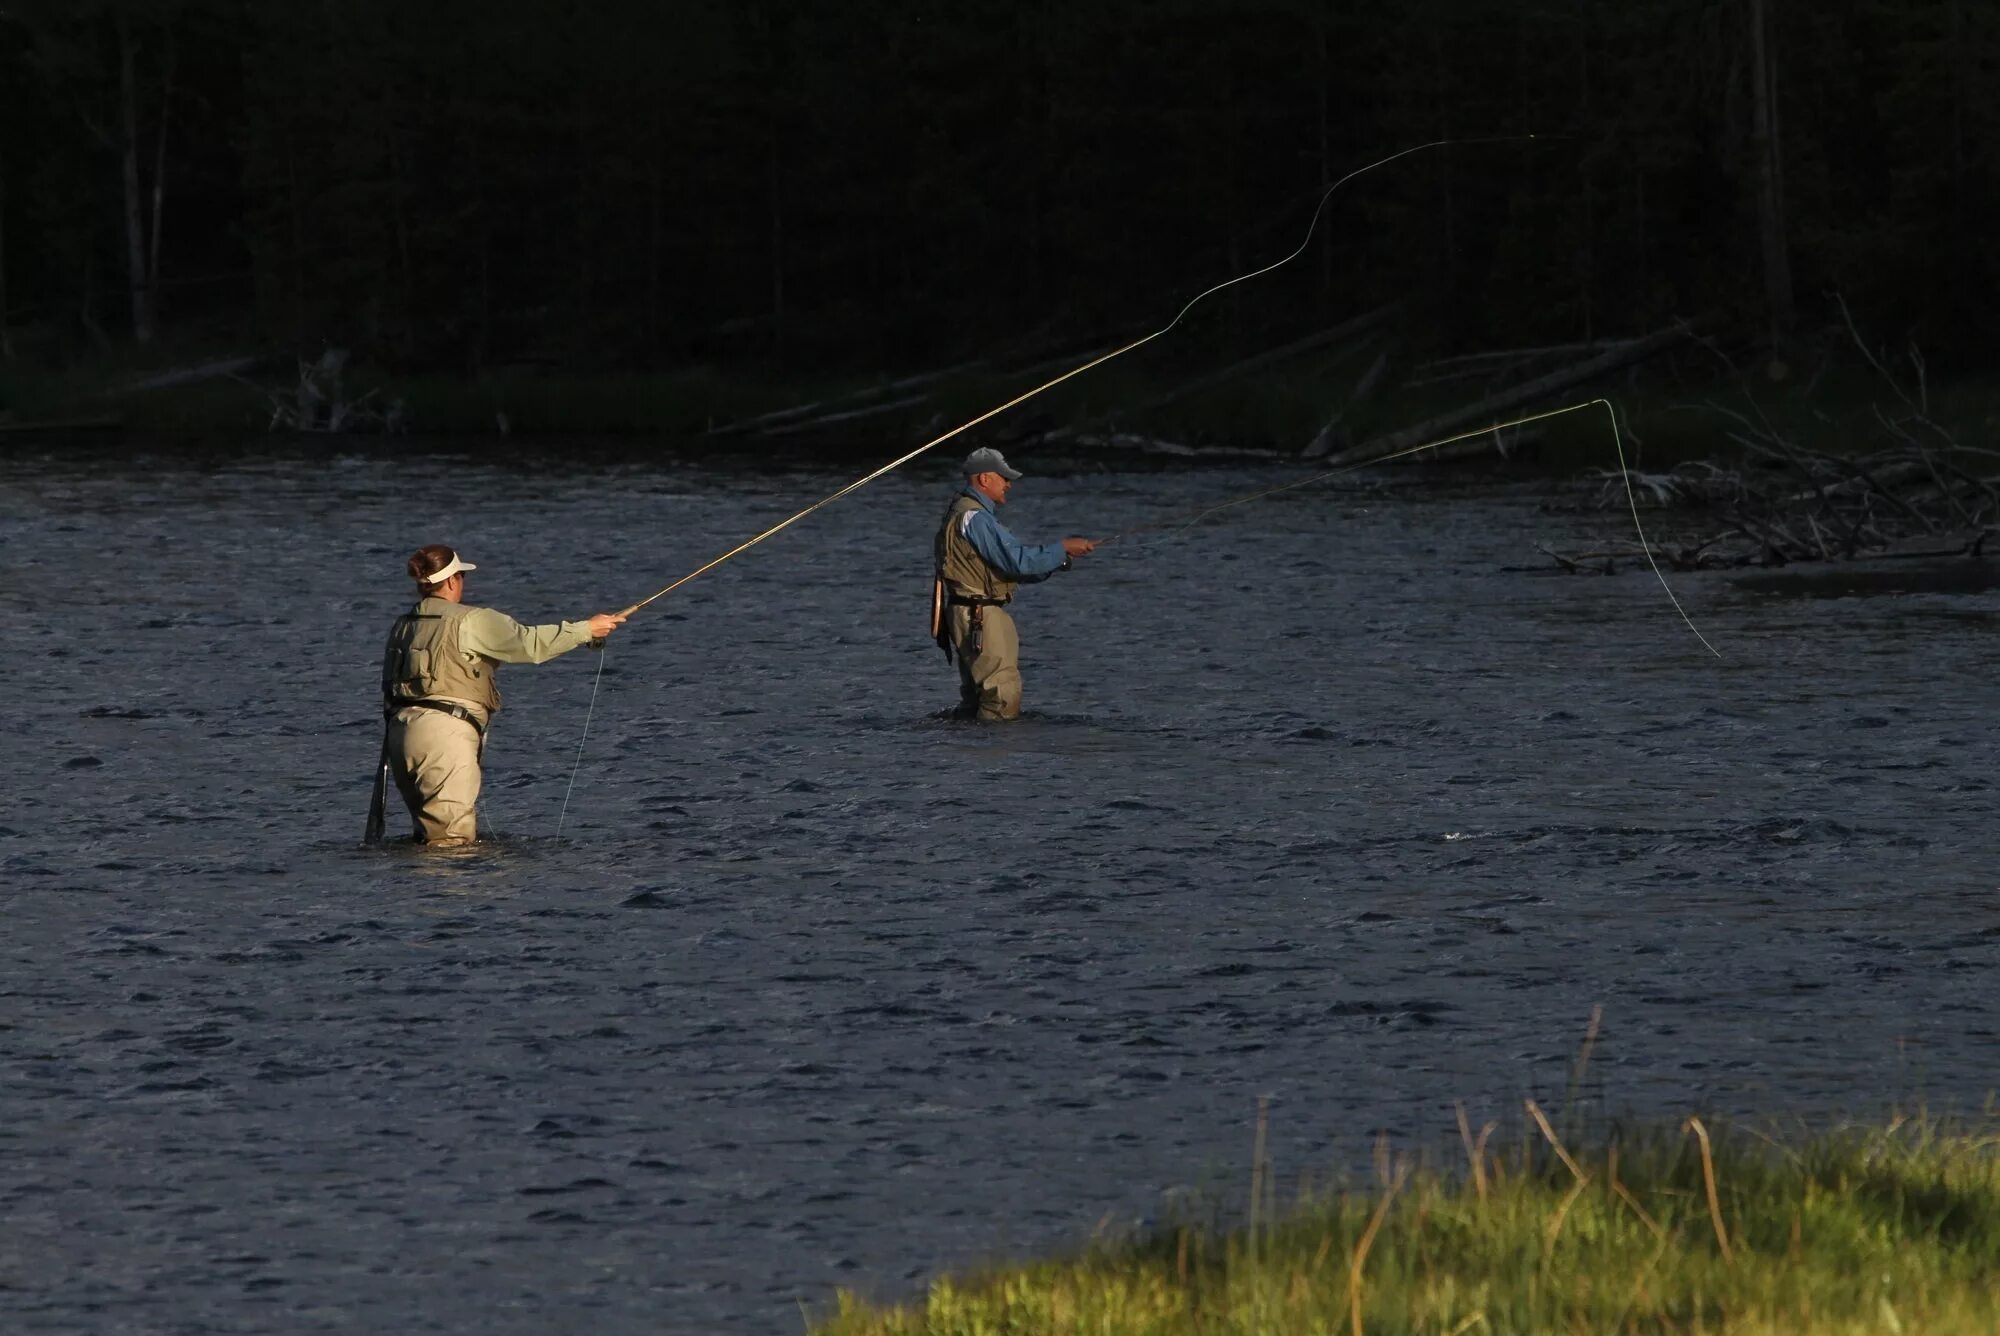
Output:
left=812, top=1114, right=2000, bottom=1334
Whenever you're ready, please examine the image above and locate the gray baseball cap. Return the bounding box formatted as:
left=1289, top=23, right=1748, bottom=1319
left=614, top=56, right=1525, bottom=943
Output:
left=961, top=446, right=1022, bottom=480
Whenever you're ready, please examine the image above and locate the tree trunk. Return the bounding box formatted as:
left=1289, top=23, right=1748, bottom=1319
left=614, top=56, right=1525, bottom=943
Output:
left=573, top=80, right=594, bottom=355
left=1030, top=0, right=1050, bottom=309
left=1948, top=0, right=1968, bottom=259
left=283, top=118, right=306, bottom=342
left=1635, top=168, right=1649, bottom=327
left=383, top=89, right=415, bottom=359
left=470, top=126, right=491, bottom=374
left=762, top=0, right=788, bottom=365
left=1748, top=0, right=1794, bottom=352
left=117, top=13, right=154, bottom=344
left=647, top=108, right=664, bottom=356
left=766, top=100, right=786, bottom=365
left=1315, top=14, right=1331, bottom=298
left=1324, top=319, right=1703, bottom=467
left=1432, top=24, right=1455, bottom=273
left=0, top=144, right=12, bottom=362
left=147, top=24, right=176, bottom=331
left=80, top=251, right=111, bottom=350
left=1303, top=338, right=1399, bottom=459
left=1576, top=0, right=1593, bottom=342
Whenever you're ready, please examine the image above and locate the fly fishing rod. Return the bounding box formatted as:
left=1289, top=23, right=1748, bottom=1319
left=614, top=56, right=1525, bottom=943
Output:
left=1100, top=396, right=1720, bottom=657
left=603, top=137, right=1543, bottom=621
left=554, top=136, right=1547, bottom=834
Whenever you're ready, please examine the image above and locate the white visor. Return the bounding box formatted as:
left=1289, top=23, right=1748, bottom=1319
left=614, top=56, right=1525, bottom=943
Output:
left=424, top=553, right=478, bottom=584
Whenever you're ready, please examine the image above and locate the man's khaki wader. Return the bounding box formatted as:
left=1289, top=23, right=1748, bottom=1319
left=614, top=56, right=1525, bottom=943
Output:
left=935, top=495, right=1024, bottom=721
left=946, top=602, right=1021, bottom=720
left=381, top=598, right=499, bottom=844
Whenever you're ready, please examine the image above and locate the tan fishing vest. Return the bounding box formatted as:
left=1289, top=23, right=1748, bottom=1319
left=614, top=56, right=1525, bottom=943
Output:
left=935, top=494, right=1017, bottom=603
left=381, top=597, right=502, bottom=713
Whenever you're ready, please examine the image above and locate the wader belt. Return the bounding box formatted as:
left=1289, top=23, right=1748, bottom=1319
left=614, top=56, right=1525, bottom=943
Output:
left=939, top=595, right=1008, bottom=661
left=386, top=697, right=488, bottom=737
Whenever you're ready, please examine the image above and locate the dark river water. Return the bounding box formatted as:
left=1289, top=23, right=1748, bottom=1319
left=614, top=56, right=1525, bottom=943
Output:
left=4, top=440, right=1998, bottom=1333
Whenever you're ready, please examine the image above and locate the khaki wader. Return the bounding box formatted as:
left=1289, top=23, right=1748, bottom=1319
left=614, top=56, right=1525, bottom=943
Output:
left=385, top=706, right=483, bottom=844
left=946, top=602, right=1022, bottom=721
left=382, top=598, right=500, bottom=845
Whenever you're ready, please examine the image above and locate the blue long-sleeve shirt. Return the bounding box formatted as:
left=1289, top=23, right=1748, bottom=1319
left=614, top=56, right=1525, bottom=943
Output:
left=955, top=488, right=1068, bottom=582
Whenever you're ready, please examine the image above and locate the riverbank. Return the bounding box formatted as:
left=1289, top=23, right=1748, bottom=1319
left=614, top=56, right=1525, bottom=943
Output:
left=10, top=341, right=1991, bottom=472
left=813, top=1115, right=2000, bottom=1334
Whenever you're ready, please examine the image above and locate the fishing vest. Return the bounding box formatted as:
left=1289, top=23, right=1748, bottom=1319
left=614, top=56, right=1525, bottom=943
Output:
left=935, top=494, right=1017, bottom=603
left=381, top=597, right=502, bottom=714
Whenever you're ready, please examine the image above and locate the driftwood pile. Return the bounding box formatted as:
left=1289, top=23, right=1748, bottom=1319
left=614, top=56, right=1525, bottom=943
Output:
left=1542, top=300, right=1993, bottom=573
left=1540, top=443, right=1996, bottom=574
left=649, top=299, right=1996, bottom=582
left=1305, top=321, right=1702, bottom=466
left=697, top=310, right=1705, bottom=465
left=252, top=348, right=404, bottom=434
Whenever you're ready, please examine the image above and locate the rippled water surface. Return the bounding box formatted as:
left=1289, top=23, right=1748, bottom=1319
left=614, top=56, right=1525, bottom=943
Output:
left=4, top=440, right=1998, bottom=1333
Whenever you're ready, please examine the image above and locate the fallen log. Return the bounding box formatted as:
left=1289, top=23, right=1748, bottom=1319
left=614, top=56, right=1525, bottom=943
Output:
left=1060, top=430, right=1283, bottom=460
left=1302, top=337, right=1398, bottom=458
left=704, top=358, right=986, bottom=437
left=1402, top=339, right=1631, bottom=389
left=1041, top=305, right=1399, bottom=447
left=990, top=334, right=1145, bottom=384
left=1393, top=424, right=1543, bottom=465
left=1412, top=339, right=1629, bottom=375
left=760, top=392, right=934, bottom=436
left=110, top=354, right=262, bottom=396
left=0, top=414, right=122, bottom=433
left=1323, top=319, right=1708, bottom=469
left=1123, top=303, right=1395, bottom=412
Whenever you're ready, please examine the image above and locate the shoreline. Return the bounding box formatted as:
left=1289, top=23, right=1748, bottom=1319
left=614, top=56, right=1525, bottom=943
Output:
left=812, top=1113, right=2000, bottom=1334
left=10, top=358, right=2000, bottom=543
left=16, top=350, right=1986, bottom=467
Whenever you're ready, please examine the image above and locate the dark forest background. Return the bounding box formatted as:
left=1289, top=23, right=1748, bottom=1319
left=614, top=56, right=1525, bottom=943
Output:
left=0, top=0, right=1994, bottom=433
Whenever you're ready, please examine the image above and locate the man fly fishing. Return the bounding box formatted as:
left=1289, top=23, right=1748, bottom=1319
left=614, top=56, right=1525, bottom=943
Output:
left=931, top=448, right=1095, bottom=720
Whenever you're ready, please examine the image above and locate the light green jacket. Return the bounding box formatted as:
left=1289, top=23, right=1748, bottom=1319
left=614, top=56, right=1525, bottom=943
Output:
left=383, top=596, right=593, bottom=723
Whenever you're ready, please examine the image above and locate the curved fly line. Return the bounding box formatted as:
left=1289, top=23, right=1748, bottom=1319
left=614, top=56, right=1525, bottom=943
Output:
left=553, top=136, right=1613, bottom=835
left=606, top=137, right=1543, bottom=619
left=1100, top=397, right=1719, bottom=657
